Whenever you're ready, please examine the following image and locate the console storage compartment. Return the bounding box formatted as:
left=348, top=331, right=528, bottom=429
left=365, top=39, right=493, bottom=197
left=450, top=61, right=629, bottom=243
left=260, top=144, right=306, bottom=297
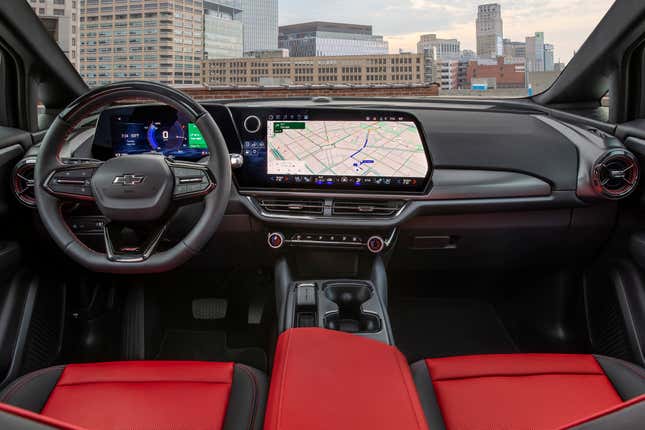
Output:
left=264, top=328, right=429, bottom=430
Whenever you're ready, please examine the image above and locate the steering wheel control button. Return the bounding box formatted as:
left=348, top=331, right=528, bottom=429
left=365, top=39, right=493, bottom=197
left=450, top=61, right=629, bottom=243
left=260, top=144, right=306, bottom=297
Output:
left=243, top=115, right=262, bottom=134
left=172, top=166, right=213, bottom=198
left=268, top=232, right=285, bottom=249
left=47, top=167, right=98, bottom=199
left=367, top=236, right=386, bottom=254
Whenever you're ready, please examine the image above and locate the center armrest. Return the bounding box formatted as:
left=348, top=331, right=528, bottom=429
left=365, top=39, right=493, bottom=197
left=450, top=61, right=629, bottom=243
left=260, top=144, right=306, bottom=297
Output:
left=264, top=328, right=429, bottom=430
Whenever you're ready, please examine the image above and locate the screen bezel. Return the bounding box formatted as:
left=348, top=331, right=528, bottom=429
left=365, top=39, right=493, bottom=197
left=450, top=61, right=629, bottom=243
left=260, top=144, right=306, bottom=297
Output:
left=229, top=107, right=433, bottom=194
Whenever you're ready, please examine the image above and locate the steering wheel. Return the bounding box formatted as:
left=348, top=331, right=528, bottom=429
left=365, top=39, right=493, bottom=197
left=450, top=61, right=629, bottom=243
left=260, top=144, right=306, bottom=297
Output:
left=34, top=81, right=232, bottom=274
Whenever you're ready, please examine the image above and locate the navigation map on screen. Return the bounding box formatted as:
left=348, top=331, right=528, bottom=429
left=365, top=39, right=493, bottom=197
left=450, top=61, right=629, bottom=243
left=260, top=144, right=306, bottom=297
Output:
left=266, top=120, right=428, bottom=179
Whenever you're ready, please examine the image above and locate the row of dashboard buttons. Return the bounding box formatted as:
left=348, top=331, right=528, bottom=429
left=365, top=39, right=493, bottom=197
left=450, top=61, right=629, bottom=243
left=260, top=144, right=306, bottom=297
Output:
left=291, top=234, right=363, bottom=244
left=268, top=232, right=385, bottom=254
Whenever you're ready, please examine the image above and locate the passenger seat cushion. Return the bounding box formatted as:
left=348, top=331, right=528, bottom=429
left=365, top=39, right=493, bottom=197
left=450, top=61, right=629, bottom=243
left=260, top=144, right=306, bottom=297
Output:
left=0, top=361, right=268, bottom=430
left=415, top=354, right=636, bottom=430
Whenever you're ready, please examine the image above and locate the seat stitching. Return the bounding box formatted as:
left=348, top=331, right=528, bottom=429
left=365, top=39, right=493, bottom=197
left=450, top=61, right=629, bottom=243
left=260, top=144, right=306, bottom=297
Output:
left=55, top=380, right=233, bottom=386
left=429, top=371, right=607, bottom=382
left=237, top=365, right=258, bottom=430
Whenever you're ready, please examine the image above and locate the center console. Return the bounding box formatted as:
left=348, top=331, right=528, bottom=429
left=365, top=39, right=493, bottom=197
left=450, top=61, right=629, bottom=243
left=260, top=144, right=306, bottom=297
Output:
left=275, top=255, right=393, bottom=344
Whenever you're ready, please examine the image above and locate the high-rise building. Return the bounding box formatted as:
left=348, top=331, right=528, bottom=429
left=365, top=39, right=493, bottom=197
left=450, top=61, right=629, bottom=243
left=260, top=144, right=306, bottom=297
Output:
left=476, top=3, right=503, bottom=58
left=202, top=53, right=423, bottom=86
left=503, top=39, right=526, bottom=60
left=544, top=43, right=555, bottom=72
left=526, top=32, right=545, bottom=72
left=79, top=0, right=204, bottom=87
left=203, top=0, right=244, bottom=59
left=279, top=22, right=389, bottom=57
left=239, top=0, right=278, bottom=53
left=27, top=0, right=81, bottom=70
left=417, top=34, right=460, bottom=60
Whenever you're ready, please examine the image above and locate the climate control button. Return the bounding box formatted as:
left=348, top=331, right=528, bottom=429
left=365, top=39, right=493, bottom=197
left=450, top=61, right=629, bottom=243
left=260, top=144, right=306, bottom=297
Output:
left=268, top=232, right=285, bottom=249
left=366, top=236, right=385, bottom=254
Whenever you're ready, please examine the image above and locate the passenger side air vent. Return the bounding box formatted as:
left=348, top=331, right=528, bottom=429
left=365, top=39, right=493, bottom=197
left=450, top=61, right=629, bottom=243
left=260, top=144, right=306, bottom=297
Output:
left=257, top=198, right=324, bottom=216
left=12, top=158, right=36, bottom=207
left=332, top=200, right=404, bottom=217
left=592, top=150, right=640, bottom=199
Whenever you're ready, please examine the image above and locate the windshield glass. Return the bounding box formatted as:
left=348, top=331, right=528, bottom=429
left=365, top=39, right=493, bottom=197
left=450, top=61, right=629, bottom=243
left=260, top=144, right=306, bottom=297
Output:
left=27, top=0, right=614, bottom=98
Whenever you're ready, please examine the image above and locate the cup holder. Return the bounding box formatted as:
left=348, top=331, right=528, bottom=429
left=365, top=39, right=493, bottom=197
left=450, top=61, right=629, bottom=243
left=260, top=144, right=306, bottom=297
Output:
left=323, top=283, right=381, bottom=333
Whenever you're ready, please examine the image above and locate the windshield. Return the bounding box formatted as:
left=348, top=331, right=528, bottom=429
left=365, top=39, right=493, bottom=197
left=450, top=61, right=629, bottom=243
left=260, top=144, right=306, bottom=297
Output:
left=27, top=0, right=614, bottom=98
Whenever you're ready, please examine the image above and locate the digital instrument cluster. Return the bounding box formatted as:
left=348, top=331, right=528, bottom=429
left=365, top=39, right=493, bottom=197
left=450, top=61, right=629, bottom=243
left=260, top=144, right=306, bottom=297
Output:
left=92, top=106, right=209, bottom=161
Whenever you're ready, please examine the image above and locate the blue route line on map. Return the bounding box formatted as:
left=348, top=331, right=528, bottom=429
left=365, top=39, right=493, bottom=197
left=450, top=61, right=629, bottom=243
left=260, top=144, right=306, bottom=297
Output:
left=351, top=131, right=374, bottom=170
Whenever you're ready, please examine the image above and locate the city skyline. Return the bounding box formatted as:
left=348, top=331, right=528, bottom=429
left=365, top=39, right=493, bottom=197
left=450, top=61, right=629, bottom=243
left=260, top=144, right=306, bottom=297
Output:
left=279, top=0, right=614, bottom=63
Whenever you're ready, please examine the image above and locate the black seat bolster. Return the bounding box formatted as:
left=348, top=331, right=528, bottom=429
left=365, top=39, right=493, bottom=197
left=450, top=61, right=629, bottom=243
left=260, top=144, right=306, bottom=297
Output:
left=222, top=364, right=268, bottom=430
left=566, top=399, right=645, bottom=430
left=0, top=366, right=65, bottom=413
left=595, top=355, right=645, bottom=400
left=410, top=360, right=446, bottom=430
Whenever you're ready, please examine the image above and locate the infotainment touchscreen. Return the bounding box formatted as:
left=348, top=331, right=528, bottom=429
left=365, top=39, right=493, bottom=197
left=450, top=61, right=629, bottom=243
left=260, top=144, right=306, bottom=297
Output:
left=266, top=119, right=429, bottom=187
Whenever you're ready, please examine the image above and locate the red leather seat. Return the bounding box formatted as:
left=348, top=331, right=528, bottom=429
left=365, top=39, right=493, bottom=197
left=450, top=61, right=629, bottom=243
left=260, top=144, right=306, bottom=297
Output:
left=0, top=361, right=267, bottom=430
left=411, top=354, right=645, bottom=430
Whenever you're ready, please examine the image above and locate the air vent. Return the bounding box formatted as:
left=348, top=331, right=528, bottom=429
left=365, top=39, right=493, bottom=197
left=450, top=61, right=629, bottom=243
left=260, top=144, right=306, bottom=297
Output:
left=592, top=150, right=640, bottom=199
left=332, top=200, right=404, bottom=217
left=12, top=158, right=36, bottom=207
left=257, top=198, right=324, bottom=216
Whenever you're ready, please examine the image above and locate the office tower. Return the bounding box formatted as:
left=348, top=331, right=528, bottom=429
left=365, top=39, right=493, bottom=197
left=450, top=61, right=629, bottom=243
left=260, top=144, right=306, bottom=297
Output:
left=239, top=0, right=278, bottom=53
left=27, top=0, right=81, bottom=70
left=203, top=0, right=243, bottom=59
left=417, top=34, right=460, bottom=60
left=544, top=43, right=555, bottom=72
left=503, top=39, right=526, bottom=60
left=476, top=3, right=503, bottom=58
left=526, top=32, right=545, bottom=72
left=279, top=22, right=389, bottom=57
left=79, top=0, right=204, bottom=87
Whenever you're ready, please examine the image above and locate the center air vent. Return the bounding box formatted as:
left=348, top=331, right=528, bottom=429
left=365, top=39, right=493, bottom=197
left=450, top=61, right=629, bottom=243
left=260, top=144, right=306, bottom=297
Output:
left=592, top=150, right=640, bottom=200
left=257, top=198, right=324, bottom=216
left=12, top=158, right=36, bottom=207
left=332, top=200, right=404, bottom=217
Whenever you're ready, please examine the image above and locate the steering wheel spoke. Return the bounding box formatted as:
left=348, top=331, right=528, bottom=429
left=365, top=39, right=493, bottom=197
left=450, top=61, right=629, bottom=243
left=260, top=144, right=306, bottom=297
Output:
left=44, top=160, right=103, bottom=201
left=168, top=160, right=216, bottom=201
left=103, top=221, right=169, bottom=263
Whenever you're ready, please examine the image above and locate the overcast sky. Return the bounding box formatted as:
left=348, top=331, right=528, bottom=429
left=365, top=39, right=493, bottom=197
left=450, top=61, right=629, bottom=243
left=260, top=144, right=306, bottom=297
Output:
left=279, top=0, right=615, bottom=64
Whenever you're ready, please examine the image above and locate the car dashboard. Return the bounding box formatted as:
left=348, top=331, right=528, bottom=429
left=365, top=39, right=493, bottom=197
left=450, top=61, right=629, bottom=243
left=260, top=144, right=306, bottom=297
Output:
left=11, top=98, right=640, bottom=270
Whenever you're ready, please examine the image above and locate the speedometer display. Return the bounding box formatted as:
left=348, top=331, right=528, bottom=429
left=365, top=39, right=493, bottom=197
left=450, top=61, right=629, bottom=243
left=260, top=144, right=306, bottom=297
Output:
left=147, top=121, right=186, bottom=152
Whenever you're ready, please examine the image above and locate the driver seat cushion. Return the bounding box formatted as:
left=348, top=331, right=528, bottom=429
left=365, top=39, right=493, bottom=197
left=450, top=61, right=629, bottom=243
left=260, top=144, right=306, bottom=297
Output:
left=411, top=353, right=645, bottom=430
left=0, top=361, right=267, bottom=430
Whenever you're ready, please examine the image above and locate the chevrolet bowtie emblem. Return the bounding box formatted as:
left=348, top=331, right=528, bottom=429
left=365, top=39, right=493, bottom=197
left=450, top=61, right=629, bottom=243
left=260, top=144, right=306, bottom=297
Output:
left=113, top=174, right=145, bottom=186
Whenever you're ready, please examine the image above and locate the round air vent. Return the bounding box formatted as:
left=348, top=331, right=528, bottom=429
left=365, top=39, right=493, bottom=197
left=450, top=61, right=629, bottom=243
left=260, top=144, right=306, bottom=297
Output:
left=12, top=158, right=36, bottom=207
left=592, top=150, right=640, bottom=199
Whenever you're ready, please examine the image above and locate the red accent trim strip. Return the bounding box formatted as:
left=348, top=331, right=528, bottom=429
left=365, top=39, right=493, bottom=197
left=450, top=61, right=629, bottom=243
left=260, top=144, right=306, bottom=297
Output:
left=559, top=394, right=645, bottom=429
left=0, top=403, right=88, bottom=430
